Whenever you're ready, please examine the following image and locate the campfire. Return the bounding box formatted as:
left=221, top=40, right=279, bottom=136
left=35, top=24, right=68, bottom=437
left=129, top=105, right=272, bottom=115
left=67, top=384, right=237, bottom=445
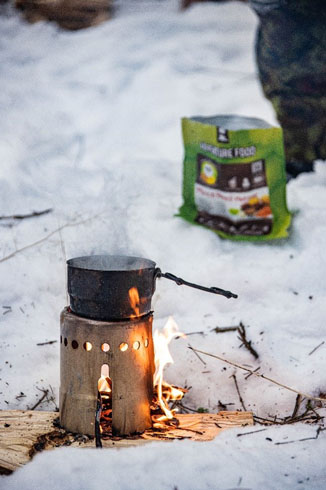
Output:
left=60, top=255, right=237, bottom=442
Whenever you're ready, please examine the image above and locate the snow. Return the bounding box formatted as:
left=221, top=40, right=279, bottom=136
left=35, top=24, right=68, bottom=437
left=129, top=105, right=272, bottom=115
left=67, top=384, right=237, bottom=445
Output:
left=0, top=0, right=325, bottom=488
left=3, top=424, right=325, bottom=490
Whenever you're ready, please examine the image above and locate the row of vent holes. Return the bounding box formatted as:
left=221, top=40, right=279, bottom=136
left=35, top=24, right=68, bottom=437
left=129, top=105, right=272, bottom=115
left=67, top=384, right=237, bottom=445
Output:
left=60, top=336, right=149, bottom=352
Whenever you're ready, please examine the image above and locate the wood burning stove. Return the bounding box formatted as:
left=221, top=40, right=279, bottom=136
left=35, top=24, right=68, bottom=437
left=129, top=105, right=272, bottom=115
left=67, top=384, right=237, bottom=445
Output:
left=60, top=308, right=154, bottom=437
left=60, top=255, right=237, bottom=438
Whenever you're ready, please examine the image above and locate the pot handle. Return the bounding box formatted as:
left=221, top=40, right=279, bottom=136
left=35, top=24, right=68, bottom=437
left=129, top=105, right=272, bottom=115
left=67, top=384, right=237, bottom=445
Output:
left=155, top=269, right=237, bottom=299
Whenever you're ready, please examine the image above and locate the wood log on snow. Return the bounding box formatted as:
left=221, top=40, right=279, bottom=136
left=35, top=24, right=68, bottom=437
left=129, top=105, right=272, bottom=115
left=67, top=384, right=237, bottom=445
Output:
left=0, top=409, right=253, bottom=475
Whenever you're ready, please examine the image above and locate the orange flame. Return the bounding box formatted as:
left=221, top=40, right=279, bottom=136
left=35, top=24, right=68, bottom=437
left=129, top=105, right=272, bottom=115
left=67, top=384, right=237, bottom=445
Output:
left=128, top=287, right=140, bottom=318
left=152, top=317, right=186, bottom=426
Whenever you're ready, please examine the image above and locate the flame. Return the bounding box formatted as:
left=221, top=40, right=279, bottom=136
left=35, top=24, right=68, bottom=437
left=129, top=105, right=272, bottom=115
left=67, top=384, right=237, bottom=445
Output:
left=152, top=317, right=186, bottom=427
left=128, top=287, right=140, bottom=318
left=98, top=376, right=112, bottom=394
left=98, top=364, right=112, bottom=394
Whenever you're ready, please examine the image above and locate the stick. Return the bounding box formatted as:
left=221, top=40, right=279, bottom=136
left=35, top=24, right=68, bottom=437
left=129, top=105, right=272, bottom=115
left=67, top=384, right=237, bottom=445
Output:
left=95, top=393, right=102, bottom=448
left=188, top=343, right=206, bottom=366
left=0, top=209, right=52, bottom=221
left=30, top=390, right=49, bottom=411
left=211, top=326, right=239, bottom=333
left=57, top=215, right=69, bottom=305
left=308, top=341, right=325, bottom=356
left=290, top=394, right=302, bottom=419
left=232, top=374, right=246, bottom=411
left=237, top=428, right=267, bottom=437
left=237, top=322, right=259, bottom=360
left=36, top=340, right=57, bottom=346
left=0, top=212, right=103, bottom=264
left=188, top=347, right=326, bottom=403
left=274, top=427, right=325, bottom=445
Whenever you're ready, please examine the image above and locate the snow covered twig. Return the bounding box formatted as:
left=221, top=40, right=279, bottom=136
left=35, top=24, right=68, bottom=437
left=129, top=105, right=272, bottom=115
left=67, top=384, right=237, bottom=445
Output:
left=188, top=346, right=326, bottom=403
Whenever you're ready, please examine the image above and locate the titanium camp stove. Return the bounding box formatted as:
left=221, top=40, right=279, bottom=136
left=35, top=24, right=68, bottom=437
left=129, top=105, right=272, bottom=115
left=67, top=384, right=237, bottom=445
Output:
left=59, top=255, right=237, bottom=439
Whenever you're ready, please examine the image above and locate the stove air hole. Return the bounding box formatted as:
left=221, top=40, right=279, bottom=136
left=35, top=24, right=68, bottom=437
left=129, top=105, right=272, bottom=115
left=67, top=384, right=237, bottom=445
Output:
left=72, top=340, right=78, bottom=349
left=119, top=342, right=128, bottom=352
left=144, top=339, right=149, bottom=348
left=84, top=341, right=92, bottom=351
left=101, top=343, right=110, bottom=352
left=133, top=341, right=140, bottom=350
left=64, top=338, right=68, bottom=347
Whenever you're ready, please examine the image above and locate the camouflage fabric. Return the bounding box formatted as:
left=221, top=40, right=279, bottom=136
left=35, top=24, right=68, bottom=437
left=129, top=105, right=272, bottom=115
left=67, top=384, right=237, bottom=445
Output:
left=255, top=1, right=326, bottom=164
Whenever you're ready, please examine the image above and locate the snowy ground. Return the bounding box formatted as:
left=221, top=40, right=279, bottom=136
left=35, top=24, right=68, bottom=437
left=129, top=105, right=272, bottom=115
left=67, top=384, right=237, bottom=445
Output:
left=0, top=0, right=325, bottom=488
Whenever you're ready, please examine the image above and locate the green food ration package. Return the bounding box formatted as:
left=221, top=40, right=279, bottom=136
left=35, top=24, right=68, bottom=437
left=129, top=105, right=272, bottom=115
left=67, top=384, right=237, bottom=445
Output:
left=179, top=115, right=291, bottom=241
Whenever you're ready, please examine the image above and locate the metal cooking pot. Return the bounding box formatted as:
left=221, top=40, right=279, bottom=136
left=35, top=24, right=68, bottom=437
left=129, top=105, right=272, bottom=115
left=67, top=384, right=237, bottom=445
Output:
left=67, top=255, right=237, bottom=321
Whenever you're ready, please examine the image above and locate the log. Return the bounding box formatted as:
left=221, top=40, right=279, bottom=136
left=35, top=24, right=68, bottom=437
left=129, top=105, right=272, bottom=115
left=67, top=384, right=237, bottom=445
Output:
left=0, top=410, right=253, bottom=475
left=15, top=0, right=114, bottom=30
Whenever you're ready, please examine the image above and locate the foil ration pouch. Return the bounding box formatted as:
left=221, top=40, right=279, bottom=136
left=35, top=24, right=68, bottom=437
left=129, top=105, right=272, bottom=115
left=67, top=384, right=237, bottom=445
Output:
left=179, top=115, right=291, bottom=241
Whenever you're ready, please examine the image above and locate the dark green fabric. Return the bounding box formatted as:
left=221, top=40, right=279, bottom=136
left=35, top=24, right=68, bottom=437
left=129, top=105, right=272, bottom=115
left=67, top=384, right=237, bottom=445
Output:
left=256, top=3, right=326, bottom=163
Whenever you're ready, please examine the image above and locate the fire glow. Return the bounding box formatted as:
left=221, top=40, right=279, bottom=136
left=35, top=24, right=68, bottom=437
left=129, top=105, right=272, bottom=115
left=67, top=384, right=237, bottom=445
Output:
left=128, top=286, right=140, bottom=318
left=152, top=316, right=186, bottom=427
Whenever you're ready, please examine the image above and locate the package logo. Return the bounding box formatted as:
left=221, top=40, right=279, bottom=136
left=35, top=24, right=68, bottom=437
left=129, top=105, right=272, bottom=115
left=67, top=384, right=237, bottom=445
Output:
left=217, top=127, right=229, bottom=144
left=199, top=160, right=218, bottom=185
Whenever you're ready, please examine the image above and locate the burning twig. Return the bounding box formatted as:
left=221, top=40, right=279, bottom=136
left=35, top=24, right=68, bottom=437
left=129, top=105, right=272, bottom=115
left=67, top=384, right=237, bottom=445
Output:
left=232, top=374, right=246, bottom=411
left=237, top=322, right=259, bottom=360
left=0, top=209, right=52, bottom=221
left=187, top=346, right=326, bottom=403
left=36, top=340, right=57, bottom=346
left=0, top=212, right=104, bottom=264
left=308, top=341, right=325, bottom=356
